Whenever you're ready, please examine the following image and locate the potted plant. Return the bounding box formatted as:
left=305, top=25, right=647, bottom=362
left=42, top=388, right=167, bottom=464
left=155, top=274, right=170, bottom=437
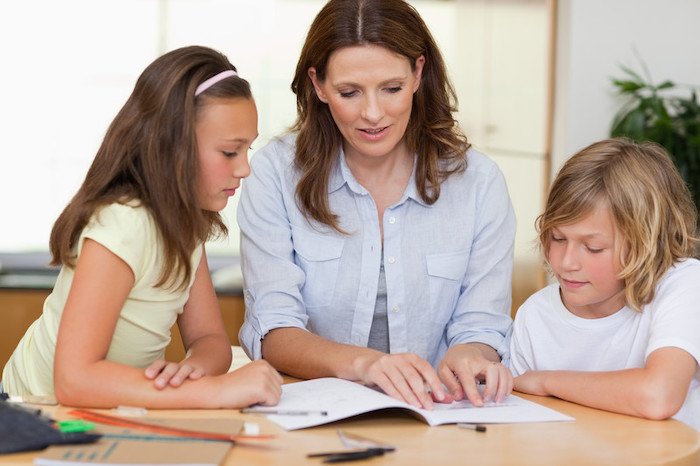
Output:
left=610, top=65, right=700, bottom=222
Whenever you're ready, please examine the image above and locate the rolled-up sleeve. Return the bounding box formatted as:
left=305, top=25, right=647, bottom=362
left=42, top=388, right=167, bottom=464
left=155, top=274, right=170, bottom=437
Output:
left=445, top=161, right=515, bottom=360
left=237, top=140, right=309, bottom=360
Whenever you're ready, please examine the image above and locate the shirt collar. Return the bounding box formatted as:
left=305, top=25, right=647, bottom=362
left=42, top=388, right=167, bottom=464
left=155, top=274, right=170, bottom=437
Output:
left=328, top=146, right=429, bottom=206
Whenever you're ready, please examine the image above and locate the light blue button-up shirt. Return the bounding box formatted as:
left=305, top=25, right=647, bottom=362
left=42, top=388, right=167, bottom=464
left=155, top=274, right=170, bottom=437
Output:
left=238, top=134, right=515, bottom=367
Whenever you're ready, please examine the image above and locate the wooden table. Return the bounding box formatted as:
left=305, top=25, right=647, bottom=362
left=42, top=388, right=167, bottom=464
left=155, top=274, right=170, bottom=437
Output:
left=2, top=393, right=698, bottom=466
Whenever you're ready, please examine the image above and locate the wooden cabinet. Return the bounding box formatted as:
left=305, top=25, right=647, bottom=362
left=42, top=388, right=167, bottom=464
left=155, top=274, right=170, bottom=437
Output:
left=0, top=289, right=245, bottom=372
left=165, top=295, right=245, bottom=362
left=0, top=290, right=48, bottom=374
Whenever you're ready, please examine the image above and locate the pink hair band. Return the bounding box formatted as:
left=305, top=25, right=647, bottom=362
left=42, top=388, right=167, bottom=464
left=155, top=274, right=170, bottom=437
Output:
left=195, top=70, right=238, bottom=96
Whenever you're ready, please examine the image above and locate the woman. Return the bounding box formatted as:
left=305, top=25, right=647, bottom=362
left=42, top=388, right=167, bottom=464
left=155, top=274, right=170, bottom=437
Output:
left=238, top=0, right=515, bottom=409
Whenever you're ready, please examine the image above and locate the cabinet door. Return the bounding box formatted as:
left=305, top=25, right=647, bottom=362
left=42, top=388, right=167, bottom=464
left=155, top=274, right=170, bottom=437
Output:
left=0, top=290, right=48, bottom=371
left=450, top=0, right=549, bottom=156
left=486, top=0, right=549, bottom=155
left=165, top=296, right=245, bottom=362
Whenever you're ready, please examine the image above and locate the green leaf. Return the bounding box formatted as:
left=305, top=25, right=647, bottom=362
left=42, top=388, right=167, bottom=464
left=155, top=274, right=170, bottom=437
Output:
left=611, top=107, right=647, bottom=139
left=612, top=79, right=644, bottom=93
left=610, top=64, right=700, bottom=221
left=619, top=64, right=645, bottom=83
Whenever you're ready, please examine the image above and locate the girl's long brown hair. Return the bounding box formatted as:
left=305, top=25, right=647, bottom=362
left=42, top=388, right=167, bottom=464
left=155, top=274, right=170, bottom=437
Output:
left=49, top=45, right=252, bottom=289
left=291, top=0, right=469, bottom=231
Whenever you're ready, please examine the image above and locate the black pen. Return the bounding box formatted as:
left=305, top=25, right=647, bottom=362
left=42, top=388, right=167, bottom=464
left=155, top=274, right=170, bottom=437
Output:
left=240, top=408, right=328, bottom=416
left=457, top=423, right=487, bottom=432
left=308, top=447, right=395, bottom=458
left=322, top=448, right=388, bottom=463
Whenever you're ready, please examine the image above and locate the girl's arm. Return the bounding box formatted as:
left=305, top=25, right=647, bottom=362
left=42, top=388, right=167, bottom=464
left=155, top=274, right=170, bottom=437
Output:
left=145, top=249, right=232, bottom=389
left=514, top=347, right=696, bottom=420
left=54, top=239, right=282, bottom=408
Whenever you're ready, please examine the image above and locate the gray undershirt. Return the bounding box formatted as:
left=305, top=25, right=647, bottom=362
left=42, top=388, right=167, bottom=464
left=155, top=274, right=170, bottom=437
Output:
left=367, top=256, right=390, bottom=353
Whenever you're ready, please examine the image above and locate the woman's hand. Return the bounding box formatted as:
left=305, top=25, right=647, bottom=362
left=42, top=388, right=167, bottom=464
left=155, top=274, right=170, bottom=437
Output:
left=144, top=359, right=206, bottom=389
left=437, top=343, right=513, bottom=406
left=353, top=352, right=451, bottom=409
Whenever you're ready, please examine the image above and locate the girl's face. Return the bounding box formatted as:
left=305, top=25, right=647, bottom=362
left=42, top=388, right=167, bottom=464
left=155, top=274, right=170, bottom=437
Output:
left=195, top=97, right=257, bottom=212
left=309, top=44, right=424, bottom=163
left=547, top=203, right=626, bottom=318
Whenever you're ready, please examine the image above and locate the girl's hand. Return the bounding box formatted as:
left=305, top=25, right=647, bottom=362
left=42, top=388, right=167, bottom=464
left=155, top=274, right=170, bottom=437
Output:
left=353, top=352, right=451, bottom=409
left=219, top=360, right=284, bottom=407
left=437, top=343, right=513, bottom=406
left=145, top=359, right=205, bottom=389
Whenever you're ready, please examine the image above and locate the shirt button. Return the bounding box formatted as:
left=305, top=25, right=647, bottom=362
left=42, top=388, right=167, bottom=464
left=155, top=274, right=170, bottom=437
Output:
left=392, top=305, right=400, bottom=313
left=389, top=216, right=396, bottom=224
left=387, top=256, right=396, bottom=264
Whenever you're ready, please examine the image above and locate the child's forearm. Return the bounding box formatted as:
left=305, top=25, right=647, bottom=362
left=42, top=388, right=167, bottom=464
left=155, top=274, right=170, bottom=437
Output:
left=183, top=333, right=233, bottom=375
left=519, top=369, right=684, bottom=420
left=56, top=360, right=223, bottom=408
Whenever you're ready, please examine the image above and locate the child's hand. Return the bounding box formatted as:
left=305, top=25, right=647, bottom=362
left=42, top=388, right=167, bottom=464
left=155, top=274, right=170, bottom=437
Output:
left=145, top=359, right=206, bottom=389
left=219, top=360, right=283, bottom=408
left=513, top=371, right=548, bottom=396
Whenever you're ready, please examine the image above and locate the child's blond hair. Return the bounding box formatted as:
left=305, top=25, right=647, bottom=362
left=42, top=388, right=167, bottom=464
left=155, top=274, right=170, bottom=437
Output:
left=538, top=138, right=699, bottom=311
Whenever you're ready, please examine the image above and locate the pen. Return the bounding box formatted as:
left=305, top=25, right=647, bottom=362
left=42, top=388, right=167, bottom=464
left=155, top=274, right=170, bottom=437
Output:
left=321, top=448, right=388, bottom=463
left=240, top=408, right=328, bottom=416
left=457, top=423, right=487, bottom=432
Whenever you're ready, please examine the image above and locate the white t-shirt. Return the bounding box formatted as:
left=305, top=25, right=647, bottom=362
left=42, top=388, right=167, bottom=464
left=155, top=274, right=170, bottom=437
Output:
left=1, top=202, right=202, bottom=397
left=508, top=258, right=700, bottom=431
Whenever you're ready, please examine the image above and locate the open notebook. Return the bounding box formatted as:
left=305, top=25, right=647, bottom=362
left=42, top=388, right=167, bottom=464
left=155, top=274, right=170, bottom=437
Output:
left=256, top=377, right=574, bottom=431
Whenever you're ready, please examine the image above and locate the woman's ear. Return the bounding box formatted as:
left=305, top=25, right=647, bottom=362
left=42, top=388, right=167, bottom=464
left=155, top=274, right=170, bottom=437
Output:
left=308, top=67, right=328, bottom=103
left=412, top=55, right=425, bottom=93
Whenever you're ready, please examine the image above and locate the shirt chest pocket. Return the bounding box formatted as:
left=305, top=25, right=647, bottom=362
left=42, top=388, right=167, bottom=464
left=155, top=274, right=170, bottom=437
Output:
left=425, top=249, right=470, bottom=324
left=292, top=225, right=345, bottom=309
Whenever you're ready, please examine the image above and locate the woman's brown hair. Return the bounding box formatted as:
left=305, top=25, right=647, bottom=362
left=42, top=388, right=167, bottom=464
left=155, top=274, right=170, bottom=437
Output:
left=291, top=0, right=469, bottom=231
left=49, top=45, right=252, bottom=289
left=538, top=138, right=699, bottom=311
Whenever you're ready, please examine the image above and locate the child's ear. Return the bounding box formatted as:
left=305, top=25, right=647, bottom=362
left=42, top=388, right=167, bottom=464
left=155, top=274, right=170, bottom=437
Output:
left=308, top=67, right=328, bottom=103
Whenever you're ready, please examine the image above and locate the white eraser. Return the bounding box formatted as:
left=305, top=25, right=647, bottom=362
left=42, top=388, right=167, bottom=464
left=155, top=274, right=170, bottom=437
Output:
left=116, top=405, right=148, bottom=417
left=243, top=422, right=260, bottom=436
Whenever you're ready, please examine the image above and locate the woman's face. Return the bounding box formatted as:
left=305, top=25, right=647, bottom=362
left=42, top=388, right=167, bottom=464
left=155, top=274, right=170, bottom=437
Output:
left=309, top=44, right=424, bottom=162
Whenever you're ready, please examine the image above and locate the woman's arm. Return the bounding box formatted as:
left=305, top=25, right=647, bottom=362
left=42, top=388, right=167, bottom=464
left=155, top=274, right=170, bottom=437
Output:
left=54, top=239, right=281, bottom=408
left=262, top=327, right=449, bottom=408
left=514, top=347, right=696, bottom=420
left=438, top=157, right=516, bottom=405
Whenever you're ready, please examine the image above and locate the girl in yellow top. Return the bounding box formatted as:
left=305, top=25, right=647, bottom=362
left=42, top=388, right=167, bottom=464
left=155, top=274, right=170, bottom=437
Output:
left=1, top=46, right=282, bottom=408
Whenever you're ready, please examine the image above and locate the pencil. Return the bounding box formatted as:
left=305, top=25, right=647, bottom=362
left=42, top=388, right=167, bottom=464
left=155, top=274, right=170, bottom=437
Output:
left=240, top=408, right=328, bottom=416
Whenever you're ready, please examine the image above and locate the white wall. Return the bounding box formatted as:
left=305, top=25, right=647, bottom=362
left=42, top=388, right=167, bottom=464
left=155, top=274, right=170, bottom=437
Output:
left=552, top=0, right=700, bottom=173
